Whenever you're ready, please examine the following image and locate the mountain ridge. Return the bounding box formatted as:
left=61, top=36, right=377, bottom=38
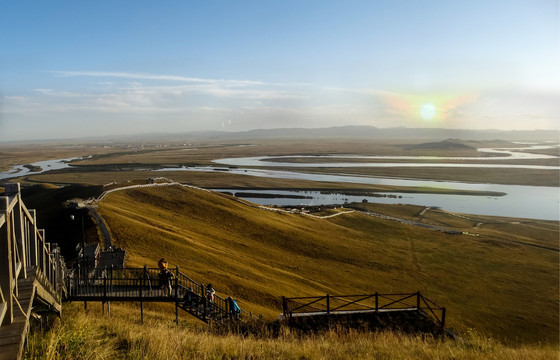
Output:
left=3, top=125, right=558, bottom=144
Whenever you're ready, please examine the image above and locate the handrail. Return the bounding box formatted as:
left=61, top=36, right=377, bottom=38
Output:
left=65, top=266, right=254, bottom=324
left=1, top=183, right=66, bottom=327
left=177, top=270, right=256, bottom=323
left=282, top=291, right=446, bottom=331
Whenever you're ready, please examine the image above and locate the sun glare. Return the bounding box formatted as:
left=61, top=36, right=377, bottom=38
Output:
left=420, top=102, right=436, bottom=120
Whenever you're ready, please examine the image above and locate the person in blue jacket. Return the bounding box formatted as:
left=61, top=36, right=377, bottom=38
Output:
left=227, top=296, right=241, bottom=318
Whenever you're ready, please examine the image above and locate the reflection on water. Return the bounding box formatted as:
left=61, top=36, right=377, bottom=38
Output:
left=210, top=185, right=558, bottom=221
left=0, top=157, right=82, bottom=180
left=1, top=145, right=558, bottom=220
left=212, top=144, right=559, bottom=169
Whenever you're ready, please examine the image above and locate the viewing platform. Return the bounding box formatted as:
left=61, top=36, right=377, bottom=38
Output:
left=281, top=292, right=447, bottom=335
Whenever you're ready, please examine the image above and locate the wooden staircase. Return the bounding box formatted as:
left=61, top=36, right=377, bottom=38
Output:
left=175, top=271, right=246, bottom=325
left=0, top=184, right=66, bottom=360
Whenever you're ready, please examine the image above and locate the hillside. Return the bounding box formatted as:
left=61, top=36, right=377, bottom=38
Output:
left=405, top=139, right=475, bottom=150
left=97, top=185, right=558, bottom=343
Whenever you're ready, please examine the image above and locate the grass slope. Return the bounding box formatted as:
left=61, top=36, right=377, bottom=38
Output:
left=97, top=185, right=558, bottom=343
left=25, top=302, right=559, bottom=360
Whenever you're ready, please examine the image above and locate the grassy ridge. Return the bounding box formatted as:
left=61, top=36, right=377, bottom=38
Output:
left=97, top=185, right=558, bottom=343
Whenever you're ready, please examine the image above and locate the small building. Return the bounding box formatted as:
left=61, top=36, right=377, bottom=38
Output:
left=96, top=247, right=126, bottom=269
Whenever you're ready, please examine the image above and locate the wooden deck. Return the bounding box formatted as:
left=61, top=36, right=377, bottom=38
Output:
left=281, top=293, right=446, bottom=334
left=283, top=307, right=418, bottom=319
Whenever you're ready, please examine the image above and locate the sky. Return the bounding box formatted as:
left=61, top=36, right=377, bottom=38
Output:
left=1, top=0, right=559, bottom=141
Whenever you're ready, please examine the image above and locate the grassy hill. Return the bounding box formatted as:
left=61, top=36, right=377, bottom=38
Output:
left=95, top=185, right=558, bottom=344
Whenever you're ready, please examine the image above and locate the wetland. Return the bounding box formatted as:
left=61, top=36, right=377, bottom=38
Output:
left=1, top=136, right=558, bottom=220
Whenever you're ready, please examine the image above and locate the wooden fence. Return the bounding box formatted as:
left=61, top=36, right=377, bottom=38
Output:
left=0, top=183, right=66, bottom=326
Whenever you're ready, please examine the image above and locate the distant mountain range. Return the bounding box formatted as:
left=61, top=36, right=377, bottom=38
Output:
left=9, top=126, right=559, bottom=144
left=150, top=126, right=560, bottom=142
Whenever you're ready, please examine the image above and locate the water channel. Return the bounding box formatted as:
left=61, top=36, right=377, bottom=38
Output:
left=1, top=146, right=558, bottom=220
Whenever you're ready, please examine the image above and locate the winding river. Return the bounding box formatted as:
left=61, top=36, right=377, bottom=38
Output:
left=203, top=145, right=559, bottom=220
left=1, top=145, right=559, bottom=220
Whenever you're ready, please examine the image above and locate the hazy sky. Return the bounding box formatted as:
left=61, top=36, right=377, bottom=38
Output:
left=1, top=1, right=558, bottom=141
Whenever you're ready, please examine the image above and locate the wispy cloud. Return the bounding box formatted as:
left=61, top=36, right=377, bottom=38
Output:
left=52, top=70, right=266, bottom=86
left=3, top=70, right=558, bottom=141
left=42, top=72, right=312, bottom=108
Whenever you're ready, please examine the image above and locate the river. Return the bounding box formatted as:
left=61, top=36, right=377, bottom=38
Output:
left=1, top=145, right=558, bottom=220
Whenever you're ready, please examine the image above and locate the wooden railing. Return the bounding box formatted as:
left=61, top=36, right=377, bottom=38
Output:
left=65, top=266, right=254, bottom=324
left=282, top=291, right=446, bottom=331
left=0, top=183, right=66, bottom=326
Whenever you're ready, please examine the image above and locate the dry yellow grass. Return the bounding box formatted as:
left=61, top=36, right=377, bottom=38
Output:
left=96, top=185, right=558, bottom=343
left=25, top=303, right=559, bottom=360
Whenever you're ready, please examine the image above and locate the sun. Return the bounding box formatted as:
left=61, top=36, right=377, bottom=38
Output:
left=420, top=102, right=436, bottom=120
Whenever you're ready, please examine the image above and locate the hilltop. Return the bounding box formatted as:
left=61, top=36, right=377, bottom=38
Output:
left=95, top=184, right=559, bottom=343
left=405, top=138, right=475, bottom=151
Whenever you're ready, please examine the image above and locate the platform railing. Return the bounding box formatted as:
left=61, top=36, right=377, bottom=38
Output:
left=66, top=265, right=254, bottom=324
left=282, top=291, right=446, bottom=331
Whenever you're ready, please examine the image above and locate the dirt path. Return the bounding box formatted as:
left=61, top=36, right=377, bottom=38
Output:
left=85, top=205, right=112, bottom=249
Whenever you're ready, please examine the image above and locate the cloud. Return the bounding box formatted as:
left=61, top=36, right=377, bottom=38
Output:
left=28, top=73, right=312, bottom=115
left=52, top=70, right=266, bottom=87
left=3, top=70, right=559, bottom=141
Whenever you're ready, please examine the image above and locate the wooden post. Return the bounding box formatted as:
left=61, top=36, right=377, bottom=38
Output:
left=416, top=291, right=421, bottom=312
left=28, top=210, right=38, bottom=267
left=202, top=284, right=207, bottom=322
left=49, top=253, right=55, bottom=285
left=39, top=230, right=46, bottom=275
left=10, top=209, right=19, bottom=298
left=227, top=297, right=231, bottom=322
left=375, top=292, right=378, bottom=311
left=326, top=294, right=330, bottom=314
left=0, top=196, right=14, bottom=326
left=103, top=267, right=107, bottom=308
left=140, top=265, right=146, bottom=324
left=107, top=265, right=112, bottom=317
left=23, top=217, right=29, bottom=267
left=12, top=191, right=27, bottom=279
left=175, top=266, right=179, bottom=325
left=52, top=245, right=59, bottom=295
left=441, top=307, right=446, bottom=333
left=282, top=296, right=287, bottom=317
left=51, top=252, right=56, bottom=292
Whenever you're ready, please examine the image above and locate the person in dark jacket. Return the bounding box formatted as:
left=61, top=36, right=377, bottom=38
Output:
left=206, top=284, right=215, bottom=303
left=157, top=258, right=174, bottom=296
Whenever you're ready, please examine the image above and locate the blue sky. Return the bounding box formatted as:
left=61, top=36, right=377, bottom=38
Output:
left=1, top=0, right=558, bottom=141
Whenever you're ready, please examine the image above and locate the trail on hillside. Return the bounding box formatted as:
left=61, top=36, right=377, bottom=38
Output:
left=86, top=205, right=112, bottom=249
